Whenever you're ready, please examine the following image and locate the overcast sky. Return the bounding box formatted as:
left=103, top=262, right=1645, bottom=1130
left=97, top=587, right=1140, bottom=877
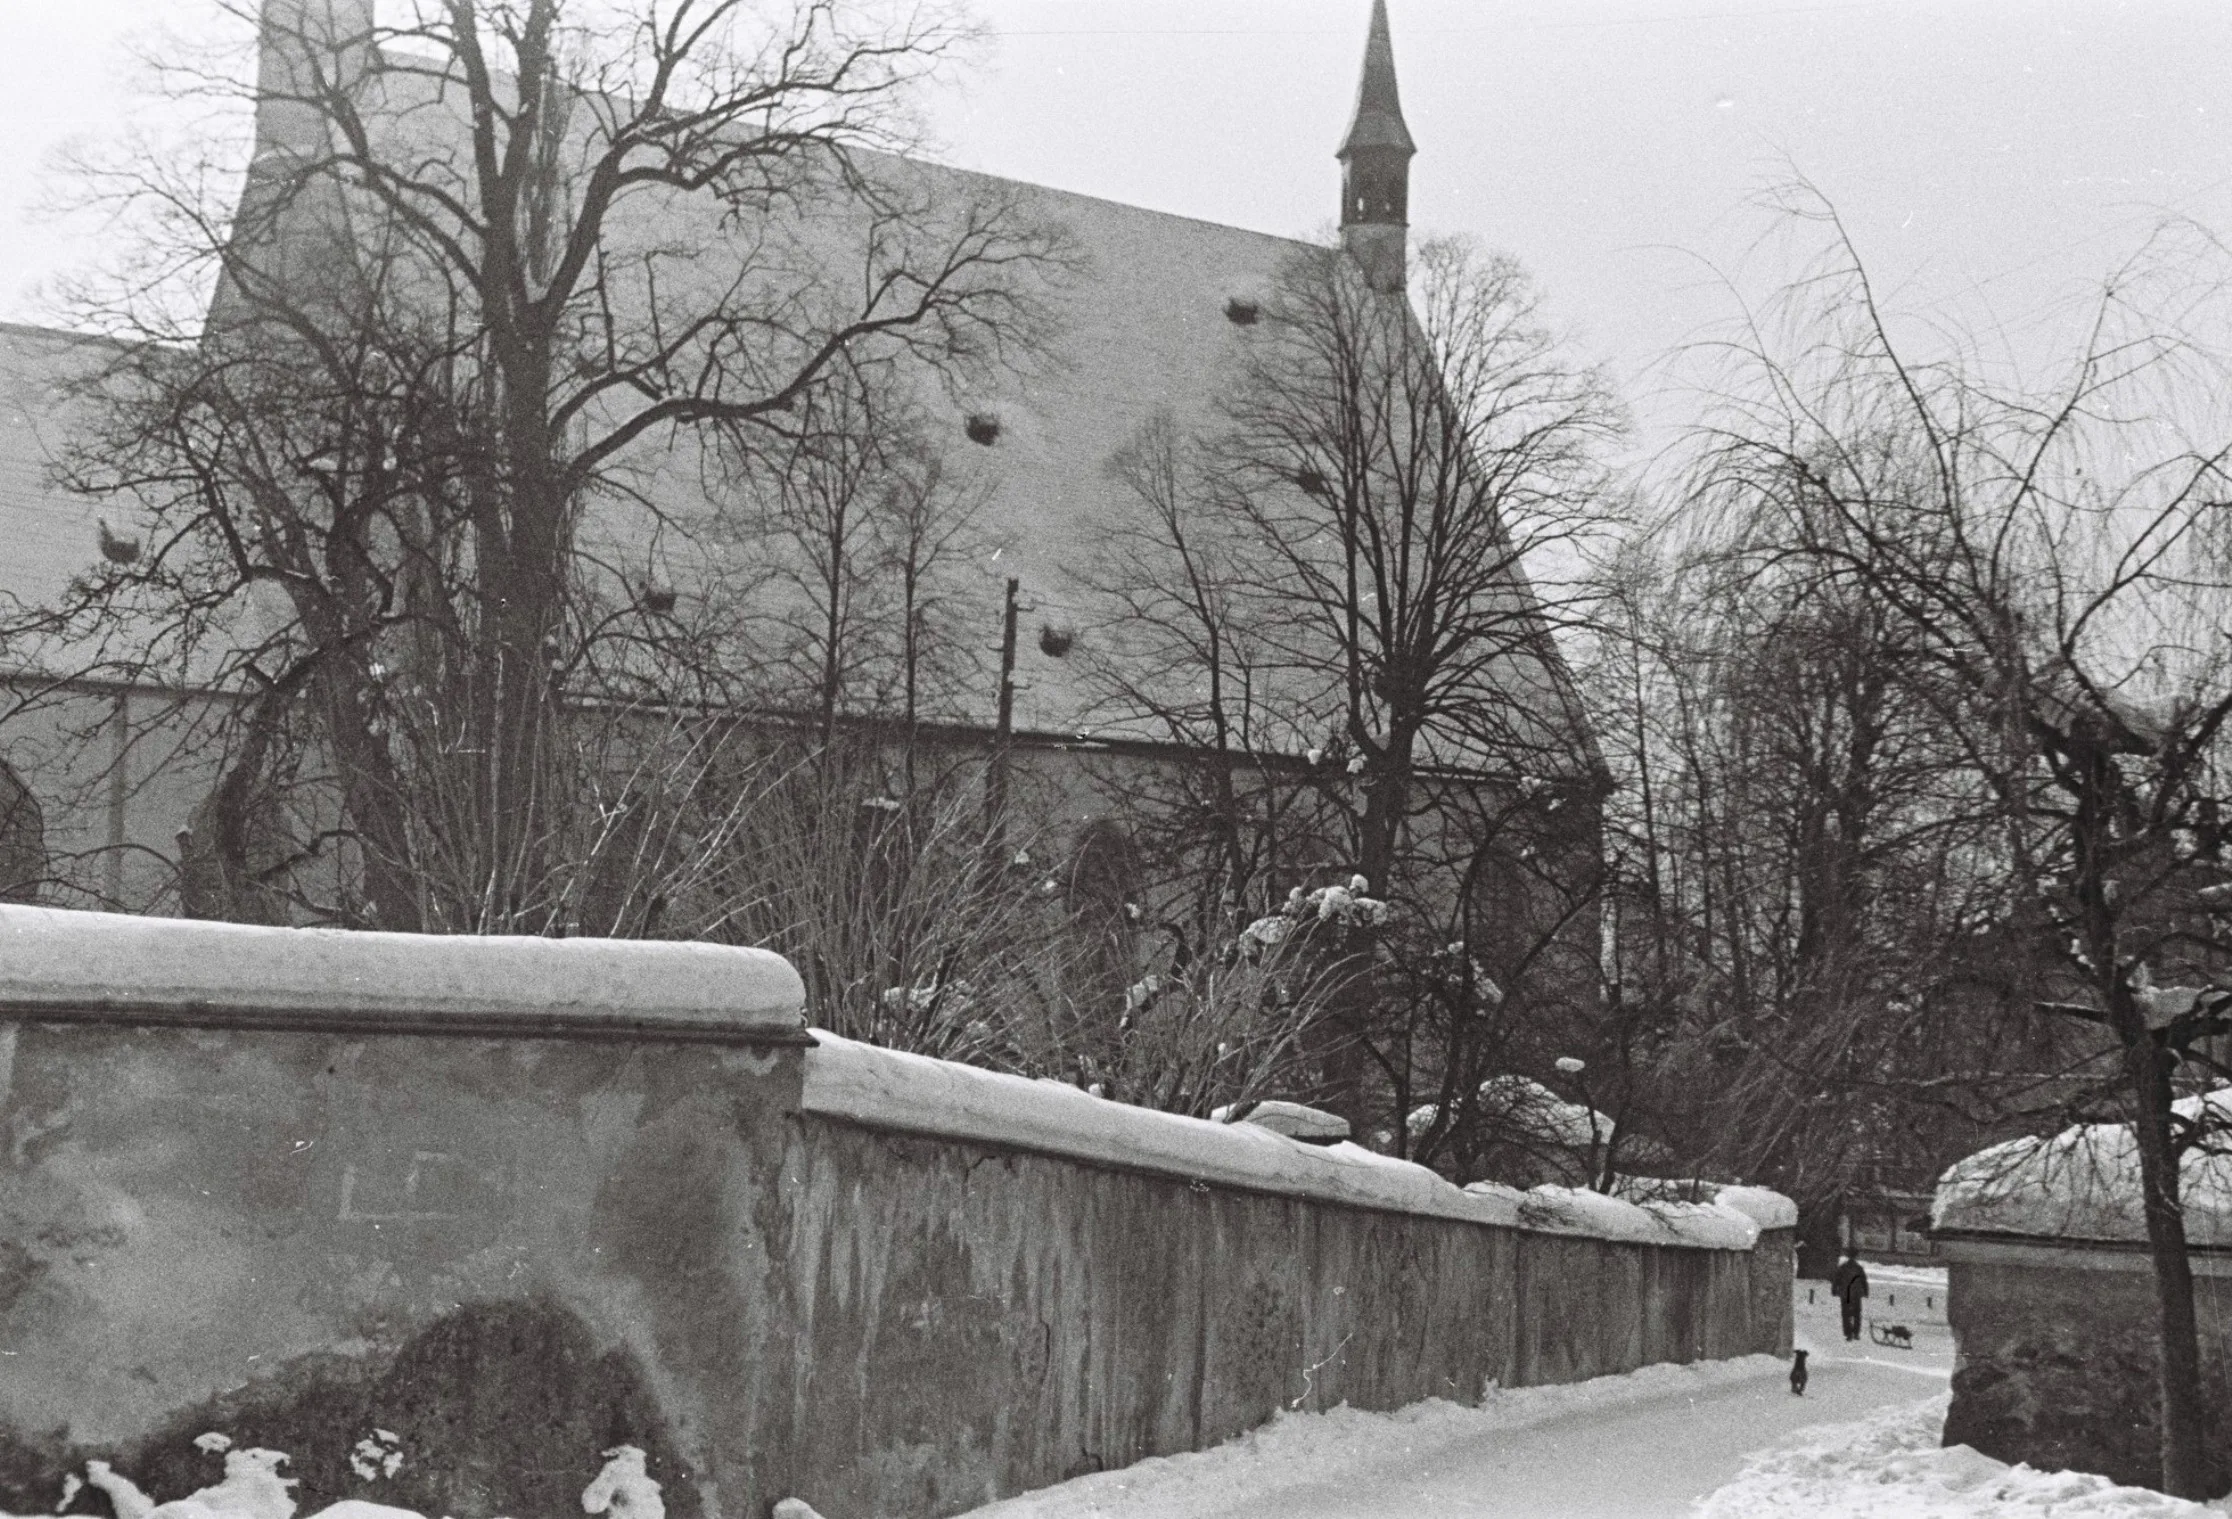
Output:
left=5, top=0, right=2229, bottom=433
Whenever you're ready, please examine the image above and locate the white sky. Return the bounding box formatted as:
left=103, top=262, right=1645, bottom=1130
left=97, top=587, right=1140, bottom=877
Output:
left=4, top=0, right=2229, bottom=437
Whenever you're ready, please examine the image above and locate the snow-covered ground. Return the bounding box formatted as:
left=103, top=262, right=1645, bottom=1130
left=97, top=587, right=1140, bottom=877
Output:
left=955, top=1356, right=1799, bottom=1519
left=958, top=1297, right=1956, bottom=1519
left=953, top=1274, right=1942, bottom=1519
left=1796, top=1268, right=1953, bottom=1339
left=958, top=1265, right=2231, bottom=1519
left=1699, top=1396, right=2228, bottom=1517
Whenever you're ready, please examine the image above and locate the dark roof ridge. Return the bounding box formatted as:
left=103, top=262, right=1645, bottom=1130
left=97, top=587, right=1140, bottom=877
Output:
left=856, top=145, right=1326, bottom=258
left=346, top=45, right=1327, bottom=263
left=0, top=321, right=137, bottom=353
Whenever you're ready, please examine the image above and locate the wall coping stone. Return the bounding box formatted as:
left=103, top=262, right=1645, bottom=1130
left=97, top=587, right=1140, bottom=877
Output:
left=801, top=1030, right=1773, bottom=1249
left=1936, top=1230, right=2232, bottom=1276
left=0, top=904, right=809, bottom=1043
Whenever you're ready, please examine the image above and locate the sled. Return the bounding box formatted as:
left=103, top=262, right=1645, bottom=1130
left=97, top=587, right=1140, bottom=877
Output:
left=1869, top=1320, right=1914, bottom=1350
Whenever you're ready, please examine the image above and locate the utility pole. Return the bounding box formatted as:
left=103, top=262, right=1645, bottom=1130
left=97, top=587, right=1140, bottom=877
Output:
left=985, top=576, right=1020, bottom=849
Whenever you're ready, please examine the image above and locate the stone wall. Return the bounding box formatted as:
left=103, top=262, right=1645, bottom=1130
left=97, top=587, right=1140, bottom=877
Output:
left=0, top=906, right=1792, bottom=1519
left=1939, top=1239, right=2232, bottom=1494
left=1934, top=1105, right=2232, bottom=1496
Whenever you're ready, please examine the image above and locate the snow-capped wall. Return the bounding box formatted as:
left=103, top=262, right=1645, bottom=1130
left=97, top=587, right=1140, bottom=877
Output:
left=803, top=1032, right=1771, bottom=1251
left=1933, top=1103, right=2232, bottom=1490
left=1711, top=1185, right=1804, bottom=1233
left=0, top=906, right=1793, bottom=1519
left=1932, top=1099, right=2232, bottom=1245
left=0, top=903, right=808, bottom=1040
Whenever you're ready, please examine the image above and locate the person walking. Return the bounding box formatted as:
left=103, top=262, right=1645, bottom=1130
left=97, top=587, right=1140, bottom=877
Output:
left=1831, top=1246, right=1869, bottom=1343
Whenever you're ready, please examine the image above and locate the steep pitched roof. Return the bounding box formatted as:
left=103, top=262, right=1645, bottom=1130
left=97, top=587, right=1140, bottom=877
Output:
left=0, top=324, right=119, bottom=627
left=2, top=11, right=1595, bottom=779
left=823, top=164, right=1311, bottom=739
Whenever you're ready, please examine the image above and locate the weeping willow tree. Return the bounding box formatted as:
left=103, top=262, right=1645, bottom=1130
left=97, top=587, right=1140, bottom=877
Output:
left=1634, top=199, right=2232, bottom=1497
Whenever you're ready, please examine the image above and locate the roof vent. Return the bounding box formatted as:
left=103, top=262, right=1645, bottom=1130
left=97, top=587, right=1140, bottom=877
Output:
left=97, top=519, right=141, bottom=565
left=1224, top=296, right=1260, bottom=326
left=965, top=412, right=1001, bottom=446
left=1039, top=624, right=1075, bottom=658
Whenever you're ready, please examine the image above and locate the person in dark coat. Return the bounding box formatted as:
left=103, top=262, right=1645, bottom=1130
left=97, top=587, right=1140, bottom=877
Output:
left=1831, top=1247, right=1869, bottom=1342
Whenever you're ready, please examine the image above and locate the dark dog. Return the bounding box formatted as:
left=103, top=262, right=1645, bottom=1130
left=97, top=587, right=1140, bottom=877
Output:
left=1790, top=1348, right=1809, bottom=1395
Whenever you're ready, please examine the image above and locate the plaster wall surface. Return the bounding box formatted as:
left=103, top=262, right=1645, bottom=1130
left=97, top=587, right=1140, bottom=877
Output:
left=1942, top=1246, right=2232, bottom=1495
left=0, top=908, right=1791, bottom=1519
left=775, top=1116, right=1792, bottom=1517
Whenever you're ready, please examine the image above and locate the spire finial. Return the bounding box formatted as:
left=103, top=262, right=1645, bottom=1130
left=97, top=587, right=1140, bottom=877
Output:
left=1337, top=0, right=1414, bottom=293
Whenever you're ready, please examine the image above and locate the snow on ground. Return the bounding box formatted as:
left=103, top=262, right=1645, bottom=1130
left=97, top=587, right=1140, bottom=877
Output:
left=962, top=1282, right=1951, bottom=1519
left=1696, top=1394, right=2229, bottom=1517
left=955, top=1356, right=1791, bottom=1519
left=3, top=1446, right=662, bottom=1519
left=1866, top=1262, right=1948, bottom=1290
left=1796, top=1264, right=1952, bottom=1338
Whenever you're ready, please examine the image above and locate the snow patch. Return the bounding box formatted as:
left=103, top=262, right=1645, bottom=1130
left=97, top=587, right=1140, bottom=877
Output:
left=8, top=1442, right=663, bottom=1519
left=1475, top=1073, right=1607, bottom=1149
left=1207, top=1099, right=1349, bottom=1143
left=1711, top=1184, right=1802, bottom=1232
left=84, top=1463, right=154, bottom=1519
left=0, top=903, right=805, bottom=1036
left=579, top=1446, right=661, bottom=1519
left=1696, top=1394, right=2226, bottom=1517
left=143, top=1449, right=295, bottom=1519
left=1866, top=1262, right=1949, bottom=1290
left=1512, top=1184, right=1761, bottom=1249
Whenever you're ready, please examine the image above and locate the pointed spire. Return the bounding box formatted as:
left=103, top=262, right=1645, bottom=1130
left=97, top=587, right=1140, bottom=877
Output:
left=1338, top=0, right=1416, bottom=161
left=1336, top=0, right=1413, bottom=293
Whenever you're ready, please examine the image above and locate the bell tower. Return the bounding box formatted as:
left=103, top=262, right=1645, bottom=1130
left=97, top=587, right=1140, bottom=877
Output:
left=1337, top=0, right=1416, bottom=296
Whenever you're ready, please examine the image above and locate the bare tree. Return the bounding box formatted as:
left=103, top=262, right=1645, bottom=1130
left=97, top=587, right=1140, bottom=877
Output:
left=1215, top=236, right=1620, bottom=900
left=717, top=360, right=985, bottom=742
left=1582, top=501, right=2036, bottom=1261
left=29, top=0, right=1063, bottom=930
left=1077, top=412, right=1329, bottom=945
left=1078, top=236, right=1624, bottom=1148
left=1691, top=199, right=2232, bottom=1497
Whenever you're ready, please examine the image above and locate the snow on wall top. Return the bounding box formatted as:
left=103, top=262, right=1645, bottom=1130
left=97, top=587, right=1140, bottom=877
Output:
left=0, top=904, right=808, bottom=1041
left=1711, top=1186, right=1802, bottom=1232
left=1933, top=1094, right=2232, bottom=1245
left=802, top=1031, right=1777, bottom=1250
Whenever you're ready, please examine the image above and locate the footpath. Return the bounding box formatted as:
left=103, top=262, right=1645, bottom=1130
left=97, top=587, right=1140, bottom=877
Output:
left=962, top=1282, right=1953, bottom=1519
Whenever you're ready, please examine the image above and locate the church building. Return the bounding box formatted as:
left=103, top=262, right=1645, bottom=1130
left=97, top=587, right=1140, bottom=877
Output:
left=0, top=0, right=1594, bottom=954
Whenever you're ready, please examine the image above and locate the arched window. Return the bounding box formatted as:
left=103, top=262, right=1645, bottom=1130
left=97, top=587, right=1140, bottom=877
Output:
left=0, top=757, right=46, bottom=903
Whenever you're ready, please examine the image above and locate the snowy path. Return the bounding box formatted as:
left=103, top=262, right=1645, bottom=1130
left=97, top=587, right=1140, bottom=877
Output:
left=963, top=1283, right=1954, bottom=1519
left=1196, top=1347, right=1943, bottom=1518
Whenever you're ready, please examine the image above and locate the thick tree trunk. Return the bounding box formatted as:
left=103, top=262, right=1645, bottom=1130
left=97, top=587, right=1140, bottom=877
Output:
left=320, top=687, right=427, bottom=933
left=2126, top=1028, right=2215, bottom=1498
left=472, top=351, right=567, bottom=929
